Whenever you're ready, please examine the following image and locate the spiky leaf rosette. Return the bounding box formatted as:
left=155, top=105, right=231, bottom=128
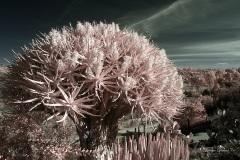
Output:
left=0, top=22, right=184, bottom=124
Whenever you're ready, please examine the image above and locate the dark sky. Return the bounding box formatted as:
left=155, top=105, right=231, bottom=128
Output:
left=1, top=0, right=240, bottom=68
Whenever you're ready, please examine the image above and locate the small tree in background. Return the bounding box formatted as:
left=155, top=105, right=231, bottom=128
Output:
left=0, top=22, right=184, bottom=159
left=175, top=97, right=207, bottom=128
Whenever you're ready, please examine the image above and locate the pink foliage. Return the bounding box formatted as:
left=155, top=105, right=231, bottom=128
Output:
left=2, top=22, right=184, bottom=123
left=0, top=22, right=184, bottom=157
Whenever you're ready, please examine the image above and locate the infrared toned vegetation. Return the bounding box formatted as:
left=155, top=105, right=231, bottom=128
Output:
left=0, top=22, right=185, bottom=160
left=177, top=67, right=240, bottom=159
left=0, top=22, right=240, bottom=160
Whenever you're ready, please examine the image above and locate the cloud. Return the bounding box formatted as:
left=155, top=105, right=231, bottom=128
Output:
left=167, top=38, right=240, bottom=68
left=117, top=0, right=240, bottom=68
left=127, top=0, right=192, bottom=35
left=123, top=0, right=240, bottom=40
left=1, top=0, right=239, bottom=69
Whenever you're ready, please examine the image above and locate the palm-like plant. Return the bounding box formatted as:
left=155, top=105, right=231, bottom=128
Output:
left=0, top=22, right=184, bottom=159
